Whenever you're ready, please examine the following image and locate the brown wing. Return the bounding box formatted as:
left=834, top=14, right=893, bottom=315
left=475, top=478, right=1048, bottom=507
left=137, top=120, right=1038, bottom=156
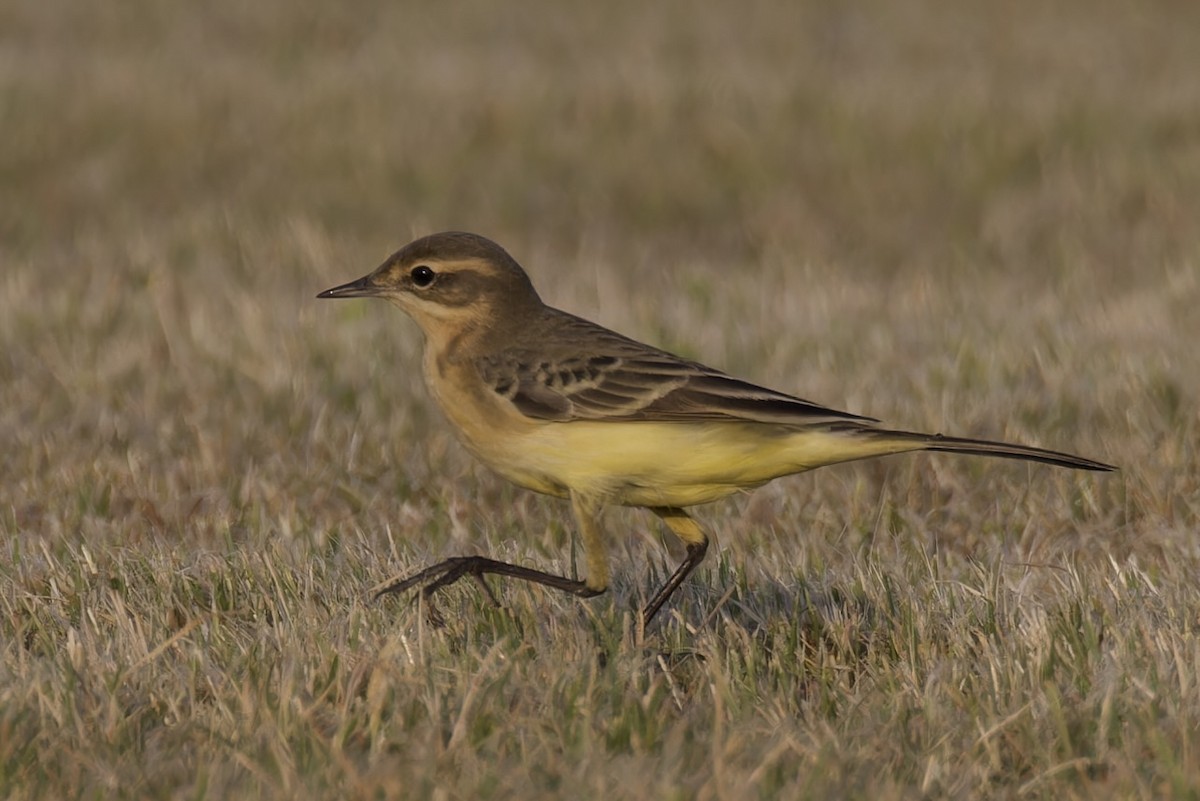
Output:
left=474, top=311, right=876, bottom=427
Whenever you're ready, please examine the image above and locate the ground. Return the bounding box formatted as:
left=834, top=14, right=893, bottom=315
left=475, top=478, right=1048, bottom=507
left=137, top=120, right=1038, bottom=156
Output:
left=2, top=1, right=1199, bottom=798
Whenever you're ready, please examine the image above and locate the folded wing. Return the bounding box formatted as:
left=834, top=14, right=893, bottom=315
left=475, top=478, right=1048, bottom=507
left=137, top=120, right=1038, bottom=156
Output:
left=475, top=312, right=875, bottom=427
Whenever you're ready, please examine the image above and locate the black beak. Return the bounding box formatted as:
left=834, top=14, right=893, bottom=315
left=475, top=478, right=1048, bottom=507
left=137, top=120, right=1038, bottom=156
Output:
left=317, top=274, right=379, bottom=299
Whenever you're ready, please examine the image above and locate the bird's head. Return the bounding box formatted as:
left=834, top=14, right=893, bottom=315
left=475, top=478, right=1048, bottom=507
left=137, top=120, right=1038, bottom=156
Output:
left=318, top=232, right=543, bottom=338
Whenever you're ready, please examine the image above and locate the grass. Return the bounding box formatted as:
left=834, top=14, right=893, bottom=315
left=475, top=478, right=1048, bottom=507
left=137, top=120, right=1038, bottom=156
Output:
left=3, top=0, right=1199, bottom=797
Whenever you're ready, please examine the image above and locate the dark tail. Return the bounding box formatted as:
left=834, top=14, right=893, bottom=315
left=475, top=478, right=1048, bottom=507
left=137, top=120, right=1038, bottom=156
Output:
left=842, top=426, right=1115, bottom=472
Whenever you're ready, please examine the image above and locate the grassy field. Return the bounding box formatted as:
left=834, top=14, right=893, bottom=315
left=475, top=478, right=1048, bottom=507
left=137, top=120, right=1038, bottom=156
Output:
left=3, top=0, right=1199, bottom=797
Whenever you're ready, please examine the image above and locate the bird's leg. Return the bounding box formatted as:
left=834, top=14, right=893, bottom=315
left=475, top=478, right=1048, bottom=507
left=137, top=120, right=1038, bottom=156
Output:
left=643, top=507, right=711, bottom=625
left=372, top=493, right=613, bottom=622
left=373, top=555, right=603, bottom=604
left=373, top=555, right=604, bottom=625
left=372, top=499, right=712, bottom=626
left=570, top=491, right=611, bottom=594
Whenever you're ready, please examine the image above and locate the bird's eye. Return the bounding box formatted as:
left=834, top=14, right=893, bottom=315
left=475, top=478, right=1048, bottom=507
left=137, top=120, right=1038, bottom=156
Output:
left=410, top=265, right=436, bottom=288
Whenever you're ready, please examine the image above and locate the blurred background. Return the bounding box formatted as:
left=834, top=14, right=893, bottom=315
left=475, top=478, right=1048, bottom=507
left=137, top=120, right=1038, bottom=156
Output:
left=3, top=0, right=1197, bottom=559
left=10, top=0, right=1200, bottom=269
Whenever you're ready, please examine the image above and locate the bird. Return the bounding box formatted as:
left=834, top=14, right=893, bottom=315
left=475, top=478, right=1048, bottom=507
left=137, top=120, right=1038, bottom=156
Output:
left=318, top=231, right=1114, bottom=626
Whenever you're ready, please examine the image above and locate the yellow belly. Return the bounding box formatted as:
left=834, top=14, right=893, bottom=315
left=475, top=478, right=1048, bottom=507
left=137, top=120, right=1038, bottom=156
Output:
left=423, top=356, right=911, bottom=509
left=458, top=419, right=908, bottom=508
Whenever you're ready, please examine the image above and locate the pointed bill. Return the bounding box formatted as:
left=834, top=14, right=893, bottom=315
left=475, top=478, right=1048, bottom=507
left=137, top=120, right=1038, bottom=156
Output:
left=317, top=274, right=379, bottom=299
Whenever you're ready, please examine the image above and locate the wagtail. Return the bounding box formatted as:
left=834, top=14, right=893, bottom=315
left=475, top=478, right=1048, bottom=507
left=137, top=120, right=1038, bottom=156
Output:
left=319, top=232, right=1113, bottom=625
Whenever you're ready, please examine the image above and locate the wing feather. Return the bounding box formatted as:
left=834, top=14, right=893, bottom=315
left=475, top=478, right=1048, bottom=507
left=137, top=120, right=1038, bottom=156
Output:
left=474, top=311, right=874, bottom=427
